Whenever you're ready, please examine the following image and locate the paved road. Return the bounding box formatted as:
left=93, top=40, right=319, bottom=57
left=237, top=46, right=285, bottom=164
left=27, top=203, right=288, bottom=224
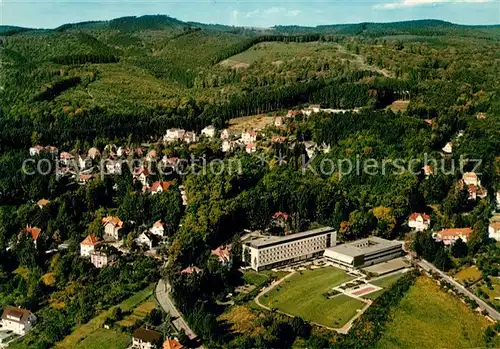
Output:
left=155, top=280, right=205, bottom=349
left=416, top=259, right=500, bottom=320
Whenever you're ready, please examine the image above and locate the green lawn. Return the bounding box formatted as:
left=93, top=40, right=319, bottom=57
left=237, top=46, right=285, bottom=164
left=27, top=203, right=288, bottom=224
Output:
left=376, top=277, right=490, bottom=349
left=454, top=265, right=482, bottom=284
left=56, top=284, right=154, bottom=349
left=365, top=272, right=405, bottom=300
left=259, top=267, right=363, bottom=328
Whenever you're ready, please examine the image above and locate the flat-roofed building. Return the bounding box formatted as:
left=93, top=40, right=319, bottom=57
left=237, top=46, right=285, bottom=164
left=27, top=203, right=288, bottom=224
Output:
left=242, top=227, right=337, bottom=271
left=323, top=236, right=403, bottom=269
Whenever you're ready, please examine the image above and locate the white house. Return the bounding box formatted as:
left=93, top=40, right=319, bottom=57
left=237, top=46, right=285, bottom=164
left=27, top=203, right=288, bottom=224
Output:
left=59, top=152, right=75, bottom=166
left=80, top=234, right=101, bottom=257
left=245, top=143, right=257, bottom=154
left=164, top=128, right=186, bottom=143
left=136, top=232, right=157, bottom=250
left=220, top=129, right=240, bottom=140
left=1, top=307, right=37, bottom=335
left=29, top=145, right=44, bottom=157
left=149, top=181, right=174, bottom=195
left=434, top=228, right=472, bottom=246
left=102, top=216, right=123, bottom=241
left=274, top=116, right=284, bottom=128
left=90, top=250, right=115, bottom=268
left=104, top=159, right=122, bottom=175
left=183, top=131, right=198, bottom=144
left=78, top=156, right=91, bottom=170
left=442, top=142, right=453, bottom=154
left=422, top=165, right=434, bottom=177
left=150, top=220, right=165, bottom=238
left=132, top=327, right=162, bottom=349
left=408, top=213, right=431, bottom=232
left=241, top=130, right=257, bottom=144
left=87, top=147, right=100, bottom=160
left=201, top=125, right=216, bottom=138
left=222, top=140, right=234, bottom=153
left=488, top=222, right=500, bottom=241
left=134, top=168, right=150, bottom=187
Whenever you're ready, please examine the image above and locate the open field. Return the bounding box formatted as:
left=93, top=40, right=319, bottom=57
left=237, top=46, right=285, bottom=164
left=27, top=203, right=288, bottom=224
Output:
left=389, top=100, right=410, bottom=113
left=227, top=114, right=274, bottom=132
left=259, top=267, right=364, bottom=328
left=55, top=285, right=154, bottom=349
left=65, top=328, right=130, bottom=349
left=476, top=277, right=500, bottom=307
left=454, top=265, right=482, bottom=284
left=375, top=277, right=490, bottom=349
left=118, top=297, right=158, bottom=327
left=364, top=272, right=405, bottom=300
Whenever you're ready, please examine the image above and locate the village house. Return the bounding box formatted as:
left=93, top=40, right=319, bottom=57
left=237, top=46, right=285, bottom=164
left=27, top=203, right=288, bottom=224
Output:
left=211, top=245, right=231, bottom=264
left=181, top=266, right=202, bottom=275
left=164, top=128, right=186, bottom=143
left=408, top=213, right=431, bottom=232
left=475, top=112, right=487, bottom=120
left=78, top=173, right=93, bottom=186
left=149, top=181, right=174, bottom=195
left=434, top=228, right=472, bottom=246
left=245, top=143, right=257, bottom=154
left=59, top=152, right=75, bottom=166
left=132, top=327, right=163, bottom=349
left=146, top=150, right=158, bottom=162
left=134, top=167, right=150, bottom=187
left=37, top=199, right=49, bottom=209
left=87, top=147, right=100, bottom=160
left=201, top=125, right=216, bottom=138
left=442, top=142, right=453, bottom=154
left=116, top=146, right=128, bottom=158
left=29, top=145, right=44, bottom=157
left=104, top=159, right=122, bottom=175
left=179, top=185, right=188, bottom=206
left=462, top=172, right=481, bottom=187
left=241, top=130, right=257, bottom=144
left=102, top=216, right=123, bottom=241
left=274, top=116, right=284, bottom=128
left=163, top=338, right=184, bottom=349
left=272, top=212, right=290, bottom=229
left=488, top=219, right=500, bottom=242
left=24, top=225, right=41, bottom=248
left=78, top=155, right=91, bottom=170
left=222, top=140, right=234, bottom=153
left=220, top=129, right=240, bottom=140
left=271, top=136, right=287, bottom=144
left=80, top=234, right=101, bottom=257
left=1, top=306, right=37, bottom=336
left=424, top=119, right=434, bottom=126
left=286, top=110, right=296, bottom=118
left=183, top=131, right=198, bottom=144
left=422, top=165, right=434, bottom=177
left=497, top=191, right=500, bottom=209
left=150, top=220, right=165, bottom=238
left=136, top=231, right=158, bottom=250
left=90, top=249, right=116, bottom=268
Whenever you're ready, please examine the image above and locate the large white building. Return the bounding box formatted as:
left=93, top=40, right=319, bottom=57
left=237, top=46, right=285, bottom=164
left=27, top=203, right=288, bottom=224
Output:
left=323, top=236, right=403, bottom=269
left=242, top=227, right=337, bottom=271
left=1, top=306, right=37, bottom=335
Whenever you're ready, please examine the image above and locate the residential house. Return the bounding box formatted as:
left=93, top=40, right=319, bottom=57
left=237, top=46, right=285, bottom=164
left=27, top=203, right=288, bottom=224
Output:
left=201, top=125, right=216, bottom=138
left=179, top=185, right=188, bottom=206
left=37, top=199, right=49, bottom=209
left=104, top=159, right=122, bottom=175
left=1, top=307, right=37, bottom=335
left=146, top=150, right=158, bottom=162
left=442, top=142, right=453, bottom=154
left=181, top=266, right=201, bottom=275
left=274, top=116, right=284, bottom=128
left=163, top=338, right=183, bottom=349
left=458, top=179, right=487, bottom=201
left=462, top=172, right=480, bottom=187
left=271, top=136, right=287, bottom=144
left=136, top=232, right=157, bottom=250
left=408, top=213, right=431, bottom=232
left=245, top=143, right=257, bottom=154
left=80, top=234, right=101, bottom=257
left=272, top=212, right=290, bottom=230
left=150, top=181, right=174, bottom=195
left=476, top=112, right=487, bottom=120
left=422, top=165, right=434, bottom=177
left=286, top=110, right=296, bottom=118
left=134, top=168, right=150, bottom=187
left=60, top=152, right=75, bottom=166
left=78, top=173, right=93, bottom=185
left=29, top=145, right=44, bottom=156
left=310, top=104, right=321, bottom=113
left=78, top=155, right=91, bottom=170
left=164, top=128, right=186, bottom=143
left=183, top=131, right=198, bottom=144
left=211, top=245, right=231, bottom=264
left=424, top=119, right=434, bottom=126
left=102, top=216, right=123, bottom=241
left=241, top=130, right=257, bottom=144
left=116, top=146, right=129, bottom=158
left=488, top=221, right=500, bottom=241
left=88, top=147, right=100, bottom=160
left=434, top=228, right=472, bottom=246
left=222, top=140, right=234, bottom=153
left=90, top=249, right=116, bottom=268
left=132, top=327, right=163, bottom=349
left=220, top=129, right=240, bottom=140
left=44, top=146, right=58, bottom=156
left=24, top=225, right=41, bottom=248
left=150, top=220, right=165, bottom=238
left=497, top=191, right=500, bottom=209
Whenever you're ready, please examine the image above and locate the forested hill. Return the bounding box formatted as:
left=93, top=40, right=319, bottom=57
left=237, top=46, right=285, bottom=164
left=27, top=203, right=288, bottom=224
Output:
left=0, top=14, right=499, bottom=149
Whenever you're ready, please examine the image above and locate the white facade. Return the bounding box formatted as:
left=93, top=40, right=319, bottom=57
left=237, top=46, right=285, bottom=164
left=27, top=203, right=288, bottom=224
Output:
left=245, top=144, right=257, bottom=154
left=1, top=307, right=37, bottom=336
left=201, top=126, right=216, bottom=138
left=222, top=140, right=233, bottom=153
left=90, top=251, right=114, bottom=268
left=496, top=191, right=500, bottom=209
left=442, top=142, right=453, bottom=154
left=241, top=131, right=257, bottom=145
left=136, top=232, right=155, bottom=250
left=408, top=213, right=430, bottom=232
left=488, top=223, right=500, bottom=241
left=164, top=128, right=186, bottom=143
left=80, top=243, right=95, bottom=257
left=183, top=131, right=198, bottom=144
left=150, top=221, right=165, bottom=237
left=242, top=227, right=337, bottom=271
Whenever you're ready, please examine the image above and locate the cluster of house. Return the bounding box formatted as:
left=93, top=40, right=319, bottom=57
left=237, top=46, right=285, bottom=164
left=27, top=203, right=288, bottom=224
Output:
left=79, top=217, right=169, bottom=268
left=408, top=212, right=474, bottom=245
left=131, top=326, right=184, bottom=349
left=458, top=172, right=488, bottom=201
left=1, top=306, right=37, bottom=336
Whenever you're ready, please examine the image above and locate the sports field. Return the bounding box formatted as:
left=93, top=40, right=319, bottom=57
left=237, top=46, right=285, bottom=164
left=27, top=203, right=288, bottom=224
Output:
left=259, top=267, right=364, bottom=328
left=376, top=277, right=490, bottom=349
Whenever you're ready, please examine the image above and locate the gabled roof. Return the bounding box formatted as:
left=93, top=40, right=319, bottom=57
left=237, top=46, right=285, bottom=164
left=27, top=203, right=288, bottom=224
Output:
left=153, top=220, right=164, bottom=228
left=133, top=327, right=162, bottom=343
left=409, top=213, right=431, bottom=221
left=88, top=147, right=100, bottom=157
left=80, top=234, right=101, bottom=246
left=273, top=211, right=289, bottom=220
left=1, top=306, right=33, bottom=324
left=490, top=222, right=500, bottom=230
left=181, top=266, right=201, bottom=275
left=134, top=167, right=150, bottom=176
left=25, top=226, right=41, bottom=241
left=211, top=245, right=231, bottom=262
left=151, top=181, right=174, bottom=192
left=163, top=339, right=183, bottom=349
left=102, top=216, right=123, bottom=228
left=60, top=152, right=74, bottom=160
left=437, top=228, right=472, bottom=238
left=37, top=199, right=50, bottom=207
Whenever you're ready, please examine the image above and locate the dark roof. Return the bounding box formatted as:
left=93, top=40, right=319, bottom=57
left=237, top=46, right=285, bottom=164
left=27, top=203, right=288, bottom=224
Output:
left=133, top=327, right=162, bottom=343
left=1, top=306, right=33, bottom=324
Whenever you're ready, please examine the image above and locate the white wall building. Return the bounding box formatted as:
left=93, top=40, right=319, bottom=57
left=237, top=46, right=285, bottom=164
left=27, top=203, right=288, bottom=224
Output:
left=488, top=222, right=500, bottom=241
left=90, top=250, right=115, bottom=268
left=132, top=327, right=162, bottom=349
left=434, top=228, right=472, bottom=246
left=201, top=125, right=216, bottom=138
left=242, top=227, right=337, bottom=271
left=1, top=307, right=37, bottom=335
left=80, top=235, right=101, bottom=257
left=164, top=128, right=186, bottom=143
left=241, top=131, right=257, bottom=145
left=408, top=213, right=431, bottom=232
left=323, top=237, right=403, bottom=269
